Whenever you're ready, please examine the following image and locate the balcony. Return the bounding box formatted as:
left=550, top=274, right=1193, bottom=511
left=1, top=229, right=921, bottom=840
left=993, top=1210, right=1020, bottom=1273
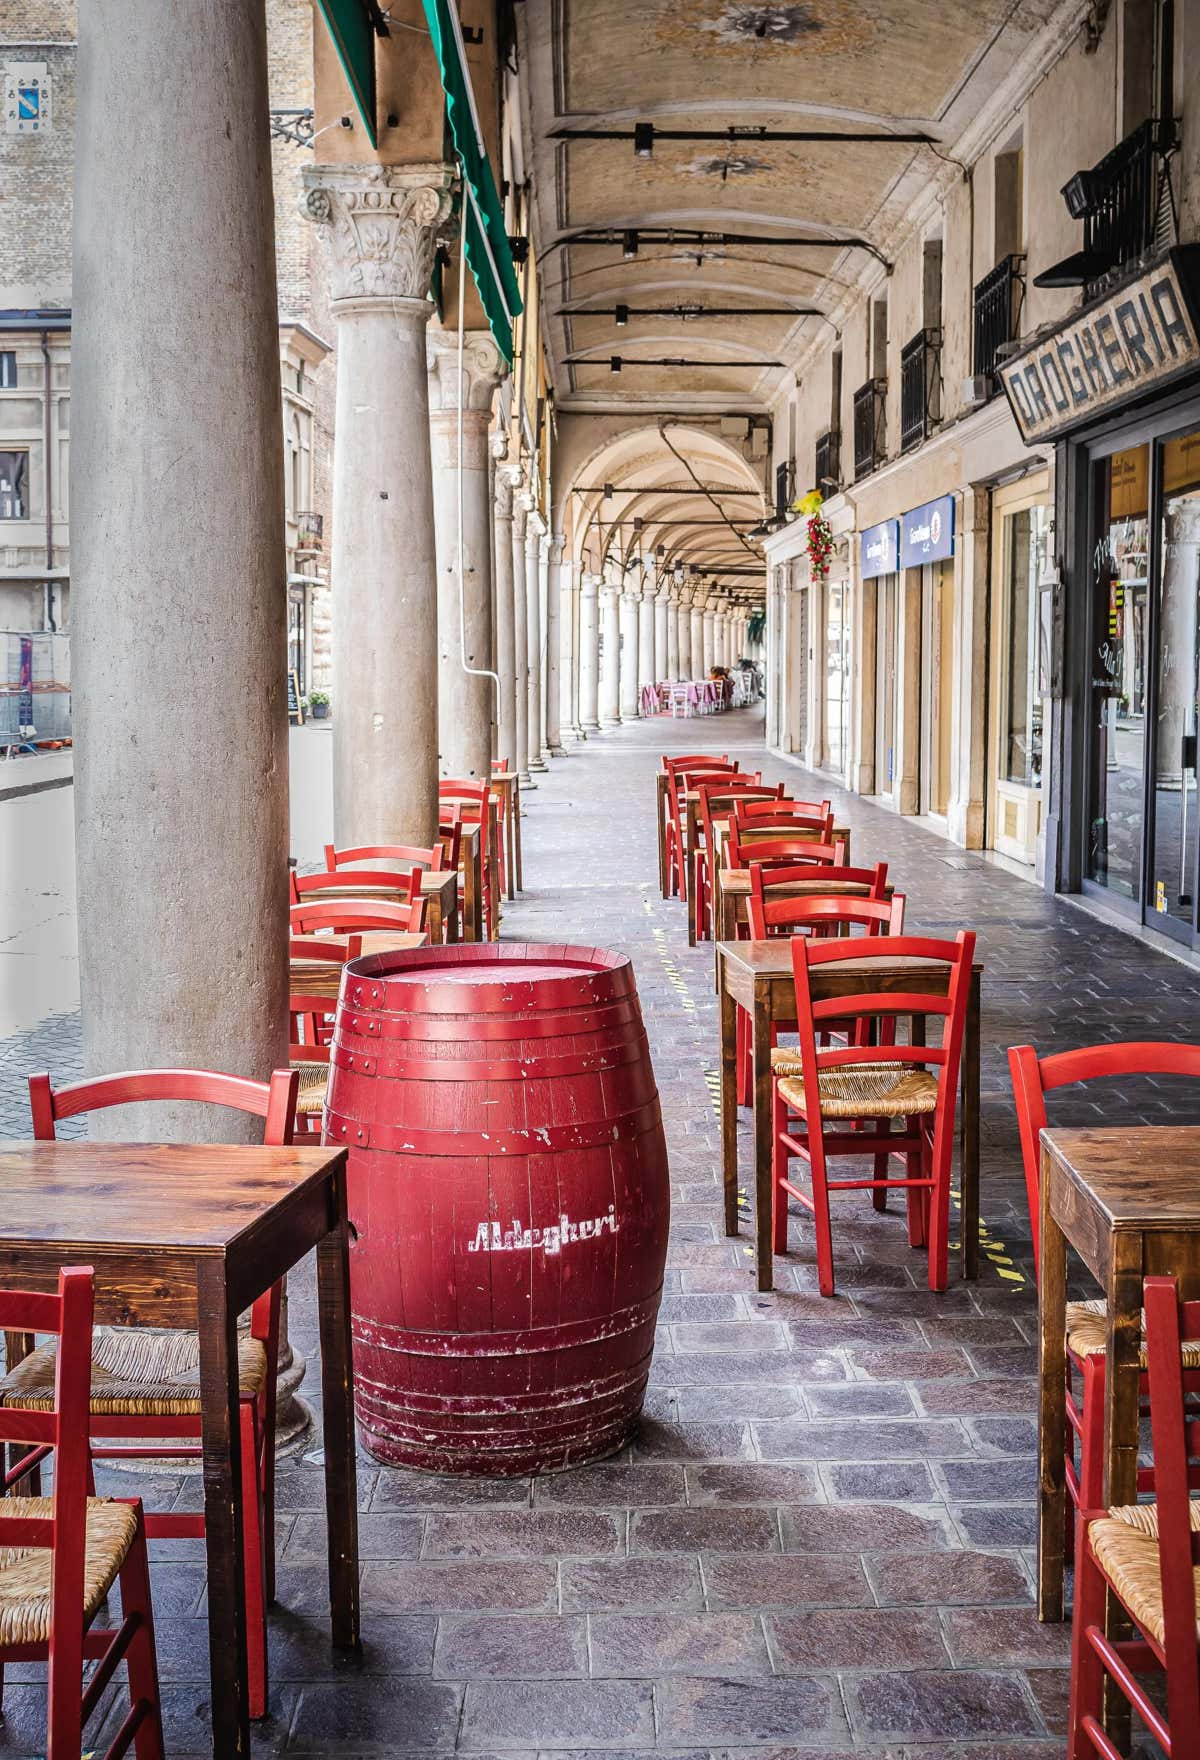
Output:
left=1037, top=118, right=1178, bottom=300
left=899, top=330, right=941, bottom=454
left=295, top=510, right=324, bottom=551
left=972, top=254, right=1025, bottom=388
left=852, top=380, right=886, bottom=480
left=814, top=429, right=840, bottom=493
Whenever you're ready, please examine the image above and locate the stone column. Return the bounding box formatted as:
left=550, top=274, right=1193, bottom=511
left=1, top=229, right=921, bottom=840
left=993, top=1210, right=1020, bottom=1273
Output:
left=512, top=492, right=530, bottom=779
left=548, top=537, right=568, bottom=751
left=702, top=605, right=716, bottom=675
left=678, top=589, right=693, bottom=678
left=428, top=330, right=505, bottom=782
left=599, top=580, right=621, bottom=724
left=493, top=469, right=518, bottom=769
left=525, top=512, right=547, bottom=770
left=304, top=162, right=454, bottom=846
left=637, top=588, right=655, bottom=697
left=654, top=588, right=670, bottom=684
left=538, top=530, right=557, bottom=759
left=691, top=599, right=705, bottom=680
left=667, top=591, right=681, bottom=680
left=579, top=570, right=601, bottom=728
left=619, top=586, right=640, bottom=719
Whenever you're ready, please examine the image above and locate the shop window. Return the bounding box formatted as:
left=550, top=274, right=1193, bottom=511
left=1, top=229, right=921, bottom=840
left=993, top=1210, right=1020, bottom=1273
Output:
left=0, top=450, right=27, bottom=519
left=1001, top=507, right=1049, bottom=788
left=0, top=353, right=16, bottom=389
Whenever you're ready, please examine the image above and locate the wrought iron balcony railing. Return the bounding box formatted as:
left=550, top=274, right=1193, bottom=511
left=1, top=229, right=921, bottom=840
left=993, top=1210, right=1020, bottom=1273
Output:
left=852, top=379, right=886, bottom=480
left=295, top=510, right=324, bottom=550
left=814, top=428, right=840, bottom=493
left=899, top=329, right=941, bottom=453
left=972, top=254, right=1025, bottom=387
left=1076, top=117, right=1177, bottom=299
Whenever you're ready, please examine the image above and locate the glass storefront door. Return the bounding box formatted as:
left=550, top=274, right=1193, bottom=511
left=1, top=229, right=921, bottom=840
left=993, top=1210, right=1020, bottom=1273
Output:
left=1085, top=445, right=1151, bottom=901
left=918, top=560, right=954, bottom=819
left=988, top=492, right=1049, bottom=864
left=826, top=577, right=850, bottom=779
left=1149, top=428, right=1200, bottom=937
left=874, top=574, right=897, bottom=800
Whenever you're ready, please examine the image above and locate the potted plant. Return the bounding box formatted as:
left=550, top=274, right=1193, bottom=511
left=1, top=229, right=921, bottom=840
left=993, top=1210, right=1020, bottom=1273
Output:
left=308, top=690, right=330, bottom=721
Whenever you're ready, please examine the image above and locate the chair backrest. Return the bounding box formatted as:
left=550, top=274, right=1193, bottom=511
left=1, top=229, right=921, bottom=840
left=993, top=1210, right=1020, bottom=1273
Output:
left=728, top=832, right=848, bottom=873
left=292, top=867, right=421, bottom=904
left=747, top=862, right=895, bottom=937
left=291, top=899, right=427, bottom=937
left=436, top=819, right=464, bottom=872
left=492, top=758, right=510, bottom=774
left=439, top=781, right=489, bottom=857
left=0, top=1266, right=97, bottom=1634
left=1143, top=1274, right=1200, bottom=1727
left=790, top=932, right=976, bottom=1163
left=727, top=819, right=834, bottom=864
left=733, top=806, right=834, bottom=839
left=29, top=1067, right=298, bottom=1144
left=324, top=842, right=444, bottom=873
left=697, top=782, right=785, bottom=850
left=663, top=753, right=732, bottom=773
left=1007, top=1040, right=1200, bottom=1276
left=737, top=796, right=830, bottom=822
left=290, top=934, right=362, bottom=962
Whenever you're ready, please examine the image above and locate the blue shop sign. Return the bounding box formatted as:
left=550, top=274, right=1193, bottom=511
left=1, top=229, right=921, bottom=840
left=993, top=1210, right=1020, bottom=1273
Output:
left=860, top=519, right=898, bottom=579
left=900, top=494, right=955, bottom=568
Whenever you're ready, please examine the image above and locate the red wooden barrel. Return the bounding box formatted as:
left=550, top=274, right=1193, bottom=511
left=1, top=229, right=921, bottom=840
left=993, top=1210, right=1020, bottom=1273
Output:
left=325, top=942, right=670, bottom=1475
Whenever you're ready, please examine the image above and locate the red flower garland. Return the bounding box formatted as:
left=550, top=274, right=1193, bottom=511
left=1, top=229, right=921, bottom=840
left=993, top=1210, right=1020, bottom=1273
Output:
left=807, top=512, right=834, bottom=582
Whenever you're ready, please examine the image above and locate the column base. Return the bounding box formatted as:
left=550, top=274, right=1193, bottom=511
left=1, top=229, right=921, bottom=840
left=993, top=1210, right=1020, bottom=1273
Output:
left=529, top=757, right=548, bottom=773
left=581, top=719, right=601, bottom=732
left=546, top=743, right=566, bottom=757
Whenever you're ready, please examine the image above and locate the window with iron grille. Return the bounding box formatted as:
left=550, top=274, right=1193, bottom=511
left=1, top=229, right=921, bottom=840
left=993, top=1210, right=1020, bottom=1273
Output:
left=1075, top=118, right=1178, bottom=300
left=0, top=353, right=16, bottom=390
left=852, top=380, right=885, bottom=480
left=774, top=458, right=794, bottom=520
left=973, top=255, right=1025, bottom=386
left=899, top=329, right=941, bottom=453
left=814, top=429, right=840, bottom=493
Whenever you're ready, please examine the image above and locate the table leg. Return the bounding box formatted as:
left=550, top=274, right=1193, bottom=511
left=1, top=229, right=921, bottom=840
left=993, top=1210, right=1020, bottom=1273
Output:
left=515, top=778, right=524, bottom=892
left=445, top=892, right=460, bottom=945
left=503, top=792, right=516, bottom=902
left=960, top=971, right=980, bottom=1280
left=462, top=845, right=478, bottom=943
left=487, top=803, right=501, bottom=938
left=1036, top=1166, right=1068, bottom=1623
left=719, top=957, right=738, bottom=1237
left=1101, top=1230, right=1143, bottom=1745
left=753, top=978, right=774, bottom=1293
left=196, top=1258, right=251, bottom=1758
left=316, top=1170, right=361, bottom=1654
left=657, top=775, right=668, bottom=899
left=686, top=802, right=699, bottom=947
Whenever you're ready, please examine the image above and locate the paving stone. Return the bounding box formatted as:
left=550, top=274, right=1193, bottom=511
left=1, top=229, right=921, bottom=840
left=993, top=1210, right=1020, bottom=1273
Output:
left=768, top=1608, right=948, bottom=1672
left=917, top=1378, right=1038, bottom=1414
left=754, top=1419, right=969, bottom=1460
left=1025, top=1666, right=1072, bottom=1736
left=965, top=1416, right=1041, bottom=1455
left=281, top=1512, right=423, bottom=1562
left=588, top=1612, right=771, bottom=1676
left=560, top=1556, right=705, bottom=1612
left=532, top=1464, right=685, bottom=1506
left=371, top=1470, right=531, bottom=1510
left=460, top=1680, right=656, bottom=1750
left=652, top=1350, right=846, bottom=1385
left=631, top=1418, right=753, bottom=1460
left=865, top=1550, right=1033, bottom=1606
left=423, top=1511, right=624, bottom=1559
left=661, top=1384, right=806, bottom=1420
left=953, top=1501, right=1039, bottom=1546
left=823, top=1462, right=936, bottom=1502
left=849, top=1349, right=972, bottom=1379
left=780, top=1503, right=952, bottom=1554
left=290, top=1679, right=463, bottom=1750
left=364, top=1561, right=559, bottom=1613
left=702, top=1552, right=871, bottom=1610
left=655, top=1294, right=744, bottom=1322
left=670, top=1322, right=789, bottom=1351
left=629, top=1506, right=780, bottom=1553
left=936, top=1458, right=1037, bottom=1500
left=942, top=1606, right=1075, bottom=1666
left=657, top=1675, right=845, bottom=1745
left=684, top=1463, right=821, bottom=1504
left=802, top=1383, right=916, bottom=1417
left=434, top=1615, right=587, bottom=1678
left=845, top=1670, right=1043, bottom=1742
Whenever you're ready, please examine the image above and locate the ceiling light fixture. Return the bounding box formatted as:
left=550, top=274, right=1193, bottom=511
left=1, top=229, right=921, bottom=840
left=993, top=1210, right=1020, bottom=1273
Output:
left=633, top=122, right=654, bottom=159
left=622, top=230, right=639, bottom=260
left=615, top=303, right=629, bottom=327
left=610, top=356, right=622, bottom=373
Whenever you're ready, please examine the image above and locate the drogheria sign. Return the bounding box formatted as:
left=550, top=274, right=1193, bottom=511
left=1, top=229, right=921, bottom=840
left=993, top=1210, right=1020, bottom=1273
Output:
left=999, top=248, right=1200, bottom=445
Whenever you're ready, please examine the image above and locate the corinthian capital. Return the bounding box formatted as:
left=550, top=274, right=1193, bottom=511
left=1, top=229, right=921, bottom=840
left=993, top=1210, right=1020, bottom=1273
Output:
left=301, top=162, right=455, bottom=307
left=427, top=330, right=507, bottom=414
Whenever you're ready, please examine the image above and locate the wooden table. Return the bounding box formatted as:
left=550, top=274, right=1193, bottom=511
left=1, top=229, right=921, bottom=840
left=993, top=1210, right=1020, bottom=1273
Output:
left=714, top=865, right=885, bottom=951
left=456, top=822, right=484, bottom=943
left=491, top=773, right=521, bottom=900
left=0, top=1142, right=358, bottom=1759
left=290, top=929, right=427, bottom=999
left=717, top=941, right=982, bottom=1292
left=299, top=871, right=459, bottom=945
left=656, top=771, right=671, bottom=898
left=686, top=805, right=851, bottom=945
left=1037, top=1126, right=1200, bottom=1624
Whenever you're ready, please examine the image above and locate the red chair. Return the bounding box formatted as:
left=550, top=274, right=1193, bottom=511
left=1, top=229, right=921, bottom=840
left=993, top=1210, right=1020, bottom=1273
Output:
left=737, top=869, right=895, bottom=1107
left=290, top=897, right=428, bottom=937
left=439, top=780, right=495, bottom=938
left=292, top=866, right=422, bottom=905
left=727, top=828, right=847, bottom=875
left=1068, top=1274, right=1200, bottom=1759
left=1009, top=1039, right=1200, bottom=1614
left=773, top=932, right=975, bottom=1294
left=693, top=782, right=785, bottom=939
left=737, top=795, right=829, bottom=822
left=0, top=1266, right=165, bottom=1759
left=489, top=763, right=511, bottom=894
left=663, top=762, right=742, bottom=899
left=323, top=841, right=444, bottom=873
left=663, top=753, right=731, bottom=771
left=6, top=1068, right=299, bottom=1721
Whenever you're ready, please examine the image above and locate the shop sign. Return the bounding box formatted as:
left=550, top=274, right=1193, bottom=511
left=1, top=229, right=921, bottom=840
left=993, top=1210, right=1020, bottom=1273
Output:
left=860, top=519, right=898, bottom=579
left=899, top=494, right=955, bottom=568
left=999, top=248, right=1200, bottom=445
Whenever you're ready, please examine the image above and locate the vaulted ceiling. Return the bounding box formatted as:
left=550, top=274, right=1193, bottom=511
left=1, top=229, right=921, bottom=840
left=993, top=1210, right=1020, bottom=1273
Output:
left=518, top=0, right=1061, bottom=595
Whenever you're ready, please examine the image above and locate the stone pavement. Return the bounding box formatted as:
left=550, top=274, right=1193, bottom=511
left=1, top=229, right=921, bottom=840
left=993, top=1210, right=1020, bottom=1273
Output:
left=5, top=704, right=1199, bottom=1754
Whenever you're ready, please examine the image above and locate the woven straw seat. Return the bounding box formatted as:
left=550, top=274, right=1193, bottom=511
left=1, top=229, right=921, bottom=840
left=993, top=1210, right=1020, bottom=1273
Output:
left=776, top=1063, right=939, bottom=1119
left=291, top=1060, right=329, bottom=1115
left=0, top=1496, right=137, bottom=1646
left=1065, top=1296, right=1200, bottom=1366
left=1087, top=1498, right=1200, bottom=1646
left=0, top=1328, right=268, bottom=1416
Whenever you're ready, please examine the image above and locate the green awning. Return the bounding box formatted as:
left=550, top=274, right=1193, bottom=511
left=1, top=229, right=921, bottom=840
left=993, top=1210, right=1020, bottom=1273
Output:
left=314, top=0, right=380, bottom=147
left=420, top=0, right=524, bottom=362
